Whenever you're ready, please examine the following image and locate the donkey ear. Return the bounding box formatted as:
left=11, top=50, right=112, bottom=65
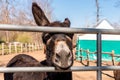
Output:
left=63, top=18, right=71, bottom=27
left=32, top=2, right=50, bottom=26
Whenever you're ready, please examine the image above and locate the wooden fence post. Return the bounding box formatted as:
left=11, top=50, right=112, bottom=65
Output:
left=86, top=49, right=90, bottom=66
left=2, top=43, right=4, bottom=55
left=14, top=43, right=17, bottom=53
left=32, top=43, right=34, bottom=51
left=37, top=44, right=39, bottom=50
left=20, top=43, right=23, bottom=53
left=34, top=43, right=37, bottom=50
left=39, top=44, right=43, bottom=50
left=111, top=50, right=115, bottom=65
left=25, top=43, right=28, bottom=52
left=80, top=48, right=83, bottom=63
left=28, top=43, right=31, bottom=52
left=9, top=43, right=12, bottom=54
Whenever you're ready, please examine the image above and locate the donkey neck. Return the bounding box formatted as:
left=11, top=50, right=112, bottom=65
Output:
left=47, top=72, right=72, bottom=80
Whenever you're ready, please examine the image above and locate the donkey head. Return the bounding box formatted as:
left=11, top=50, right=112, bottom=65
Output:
left=32, top=2, right=74, bottom=70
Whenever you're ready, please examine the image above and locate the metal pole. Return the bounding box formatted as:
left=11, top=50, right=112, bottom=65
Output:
left=0, top=66, right=120, bottom=73
left=1, top=24, right=120, bottom=34
left=0, top=66, right=99, bottom=73
left=96, top=33, right=102, bottom=80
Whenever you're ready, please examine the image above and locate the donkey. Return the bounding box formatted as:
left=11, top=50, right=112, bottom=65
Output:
left=4, top=2, right=74, bottom=80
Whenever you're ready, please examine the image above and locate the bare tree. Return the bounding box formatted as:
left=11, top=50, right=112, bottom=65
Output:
left=115, top=0, right=120, bottom=7
left=95, top=0, right=100, bottom=23
left=0, top=0, right=53, bottom=44
left=0, top=0, right=10, bottom=42
left=113, top=22, right=120, bottom=29
left=5, top=0, right=10, bottom=43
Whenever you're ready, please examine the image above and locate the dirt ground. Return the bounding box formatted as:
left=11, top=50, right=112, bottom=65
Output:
left=0, top=50, right=115, bottom=80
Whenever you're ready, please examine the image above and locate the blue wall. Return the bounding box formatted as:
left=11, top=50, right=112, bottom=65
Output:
left=76, top=39, right=120, bottom=61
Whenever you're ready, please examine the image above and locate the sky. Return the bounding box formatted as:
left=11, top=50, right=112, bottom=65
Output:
left=51, top=0, right=120, bottom=28
left=2, top=0, right=119, bottom=28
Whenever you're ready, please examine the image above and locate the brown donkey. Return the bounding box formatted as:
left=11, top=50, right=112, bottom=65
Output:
left=4, top=2, right=74, bottom=80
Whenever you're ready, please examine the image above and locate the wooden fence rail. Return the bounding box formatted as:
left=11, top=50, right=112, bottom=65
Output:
left=0, top=43, right=43, bottom=55
left=77, top=48, right=120, bottom=66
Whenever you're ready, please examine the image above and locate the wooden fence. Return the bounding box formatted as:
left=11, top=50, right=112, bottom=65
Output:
left=77, top=48, right=120, bottom=66
left=0, top=43, right=43, bottom=55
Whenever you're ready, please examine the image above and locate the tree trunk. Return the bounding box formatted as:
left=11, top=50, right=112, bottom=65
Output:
left=5, top=0, right=9, bottom=43
left=96, top=0, right=100, bottom=23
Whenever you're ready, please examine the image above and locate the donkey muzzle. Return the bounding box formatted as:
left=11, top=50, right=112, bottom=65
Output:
left=53, top=50, right=73, bottom=70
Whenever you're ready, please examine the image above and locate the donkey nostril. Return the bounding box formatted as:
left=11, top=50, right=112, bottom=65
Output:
left=56, top=53, right=60, bottom=59
left=55, top=59, right=59, bottom=63
left=67, top=52, right=71, bottom=57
